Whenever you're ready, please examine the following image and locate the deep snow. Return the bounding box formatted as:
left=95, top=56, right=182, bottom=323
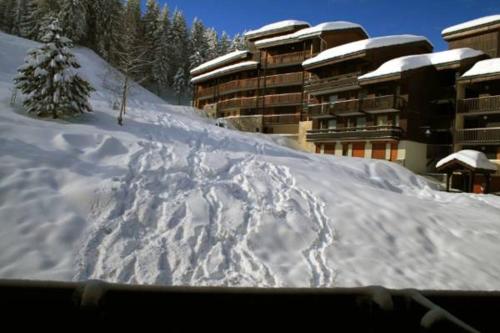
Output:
left=1, top=32, right=500, bottom=289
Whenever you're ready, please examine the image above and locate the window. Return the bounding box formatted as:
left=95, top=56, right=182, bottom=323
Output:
left=329, top=95, right=338, bottom=104
left=377, top=115, right=388, bottom=126
left=394, top=114, right=400, bottom=126
left=347, top=118, right=354, bottom=128
left=328, top=119, right=337, bottom=129
left=357, top=117, right=366, bottom=128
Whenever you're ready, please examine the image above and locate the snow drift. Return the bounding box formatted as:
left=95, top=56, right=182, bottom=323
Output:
left=1, top=31, right=500, bottom=290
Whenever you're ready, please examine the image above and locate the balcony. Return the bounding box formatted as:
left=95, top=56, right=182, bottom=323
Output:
left=361, top=95, right=407, bottom=113
left=306, top=126, right=403, bottom=142
left=306, top=95, right=406, bottom=117
left=263, top=93, right=303, bottom=107
left=217, top=78, right=259, bottom=96
left=457, top=95, right=500, bottom=115
left=265, top=72, right=303, bottom=88
left=307, top=99, right=361, bottom=117
left=197, top=86, right=216, bottom=99
left=455, top=127, right=500, bottom=144
left=217, top=97, right=258, bottom=111
left=304, top=73, right=360, bottom=95
left=265, top=51, right=305, bottom=68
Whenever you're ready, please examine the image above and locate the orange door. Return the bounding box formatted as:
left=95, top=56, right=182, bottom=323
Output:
left=372, top=143, right=386, bottom=160
left=352, top=143, right=365, bottom=158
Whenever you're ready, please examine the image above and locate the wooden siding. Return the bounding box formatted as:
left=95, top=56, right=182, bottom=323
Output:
left=457, top=95, right=500, bottom=115
left=448, top=31, right=499, bottom=58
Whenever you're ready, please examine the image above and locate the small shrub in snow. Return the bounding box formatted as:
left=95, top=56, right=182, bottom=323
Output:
left=14, top=18, right=94, bottom=118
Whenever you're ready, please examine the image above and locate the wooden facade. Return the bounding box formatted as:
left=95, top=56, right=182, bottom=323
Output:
left=191, top=21, right=368, bottom=135
left=191, top=16, right=500, bottom=191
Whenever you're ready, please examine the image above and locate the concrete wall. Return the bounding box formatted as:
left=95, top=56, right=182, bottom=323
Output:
left=297, top=121, right=317, bottom=153
left=397, top=140, right=428, bottom=174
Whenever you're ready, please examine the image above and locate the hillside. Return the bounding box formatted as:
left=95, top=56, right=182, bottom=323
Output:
left=1, top=31, right=500, bottom=290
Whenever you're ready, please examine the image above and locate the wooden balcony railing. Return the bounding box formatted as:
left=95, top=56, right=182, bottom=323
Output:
left=306, top=95, right=406, bottom=117
left=361, top=95, right=407, bottom=112
left=217, top=97, right=258, bottom=111
left=304, top=73, right=360, bottom=94
left=307, top=99, right=361, bottom=116
left=263, top=93, right=303, bottom=107
left=455, top=127, right=500, bottom=144
left=265, top=72, right=303, bottom=88
left=457, top=95, right=500, bottom=115
left=266, top=51, right=305, bottom=67
left=262, top=113, right=302, bottom=125
left=218, top=78, right=259, bottom=95
left=197, top=86, right=216, bottom=99
left=306, top=126, right=403, bottom=142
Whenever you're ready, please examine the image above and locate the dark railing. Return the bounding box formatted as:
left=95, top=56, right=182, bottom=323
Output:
left=1, top=279, right=492, bottom=332
left=457, top=95, right=500, bottom=114
left=307, top=125, right=403, bottom=142
left=263, top=93, right=303, bottom=107
left=197, top=86, right=217, bottom=99
left=304, top=73, right=360, bottom=94
left=455, top=127, right=500, bottom=144
left=262, top=113, right=302, bottom=125
left=218, top=78, right=259, bottom=95
left=306, top=95, right=406, bottom=117
left=265, top=72, right=303, bottom=88
left=266, top=51, right=305, bottom=67
left=217, top=96, right=258, bottom=111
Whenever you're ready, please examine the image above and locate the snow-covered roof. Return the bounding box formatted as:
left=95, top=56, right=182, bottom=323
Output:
left=436, top=150, right=498, bottom=171
left=244, top=20, right=310, bottom=40
left=254, top=21, right=368, bottom=49
left=442, top=15, right=500, bottom=36
left=359, top=48, right=484, bottom=81
left=191, top=61, right=259, bottom=83
left=303, top=35, right=432, bottom=69
left=461, top=58, right=500, bottom=79
left=190, top=50, right=251, bottom=76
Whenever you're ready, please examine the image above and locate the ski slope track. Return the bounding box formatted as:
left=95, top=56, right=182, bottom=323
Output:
left=1, top=32, right=500, bottom=289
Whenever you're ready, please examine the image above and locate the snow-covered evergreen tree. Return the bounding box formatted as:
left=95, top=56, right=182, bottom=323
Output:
left=0, top=0, right=16, bottom=33
left=189, top=18, right=208, bottom=70
left=169, top=10, right=190, bottom=79
left=157, top=5, right=172, bottom=90
left=218, top=31, right=231, bottom=56
left=173, top=68, right=186, bottom=105
left=14, top=18, right=93, bottom=118
left=59, top=0, right=88, bottom=44
left=205, top=27, right=219, bottom=61
left=230, top=33, right=248, bottom=51
left=143, top=0, right=162, bottom=91
left=90, top=0, right=124, bottom=65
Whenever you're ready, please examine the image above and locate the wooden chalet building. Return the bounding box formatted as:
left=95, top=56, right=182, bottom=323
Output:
left=442, top=15, right=500, bottom=192
left=191, top=15, right=500, bottom=192
left=302, top=35, right=434, bottom=167
left=191, top=20, right=367, bottom=137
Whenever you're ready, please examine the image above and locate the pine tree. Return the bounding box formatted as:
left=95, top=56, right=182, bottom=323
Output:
left=18, top=0, right=38, bottom=38
left=90, top=0, right=124, bottom=64
left=0, top=0, right=16, bottom=33
left=218, top=31, right=231, bottom=56
left=115, top=4, right=151, bottom=125
left=189, top=18, right=208, bottom=70
left=143, top=0, right=162, bottom=91
left=170, top=10, right=190, bottom=81
left=14, top=18, right=94, bottom=118
left=173, top=68, right=186, bottom=105
left=157, top=5, right=172, bottom=91
left=59, top=0, right=88, bottom=44
left=230, top=33, right=248, bottom=51
left=205, top=27, right=219, bottom=61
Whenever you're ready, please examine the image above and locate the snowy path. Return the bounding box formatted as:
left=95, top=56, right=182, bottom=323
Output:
left=75, top=109, right=337, bottom=287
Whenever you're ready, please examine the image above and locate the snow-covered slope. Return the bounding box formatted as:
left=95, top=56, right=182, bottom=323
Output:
left=1, top=32, right=500, bottom=290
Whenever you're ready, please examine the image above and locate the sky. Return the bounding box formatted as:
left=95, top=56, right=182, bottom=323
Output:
left=156, top=0, right=500, bottom=51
